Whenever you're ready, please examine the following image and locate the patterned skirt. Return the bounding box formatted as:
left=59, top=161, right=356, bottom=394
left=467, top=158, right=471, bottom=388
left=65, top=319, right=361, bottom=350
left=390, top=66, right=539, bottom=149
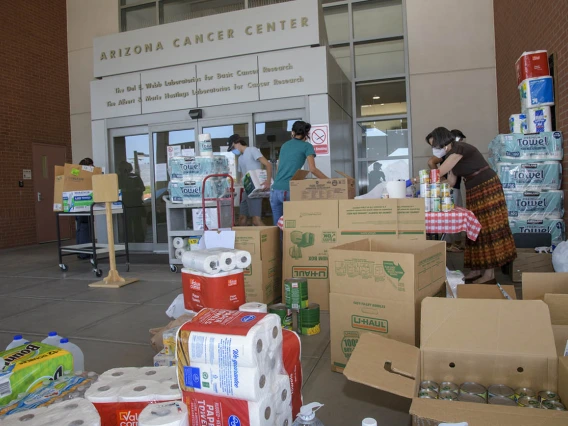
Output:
left=465, top=175, right=517, bottom=269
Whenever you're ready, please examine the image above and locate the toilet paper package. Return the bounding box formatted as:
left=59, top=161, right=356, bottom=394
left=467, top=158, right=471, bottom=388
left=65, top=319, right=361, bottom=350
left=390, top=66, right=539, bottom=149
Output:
left=3, top=398, right=101, bottom=426
left=181, top=268, right=246, bottom=311
left=516, top=50, right=550, bottom=86
left=504, top=190, right=564, bottom=219
left=489, top=132, right=563, bottom=161
left=519, top=76, right=555, bottom=109
left=138, top=400, right=189, bottom=426
left=509, top=114, right=527, bottom=134
left=527, top=106, right=552, bottom=133
left=509, top=218, right=565, bottom=246
left=281, top=329, right=303, bottom=418
left=496, top=161, right=562, bottom=191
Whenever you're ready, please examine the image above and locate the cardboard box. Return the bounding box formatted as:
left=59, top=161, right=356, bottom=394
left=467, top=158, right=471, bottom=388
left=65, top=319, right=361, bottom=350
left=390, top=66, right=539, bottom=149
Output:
left=62, top=190, right=122, bottom=212
left=235, top=226, right=281, bottom=305
left=289, top=170, right=355, bottom=201
left=243, top=169, right=271, bottom=199
left=344, top=298, right=568, bottom=425
left=510, top=248, right=554, bottom=282
left=328, top=239, right=446, bottom=372
left=456, top=283, right=517, bottom=300
left=53, top=164, right=102, bottom=211
left=283, top=200, right=339, bottom=230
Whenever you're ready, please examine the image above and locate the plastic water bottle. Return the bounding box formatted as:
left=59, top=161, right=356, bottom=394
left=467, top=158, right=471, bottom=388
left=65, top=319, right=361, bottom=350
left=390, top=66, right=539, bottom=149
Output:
left=58, top=338, right=84, bottom=372
left=5, top=335, right=30, bottom=350
left=292, top=402, right=325, bottom=426
left=41, top=331, right=64, bottom=346
left=363, top=419, right=378, bottom=426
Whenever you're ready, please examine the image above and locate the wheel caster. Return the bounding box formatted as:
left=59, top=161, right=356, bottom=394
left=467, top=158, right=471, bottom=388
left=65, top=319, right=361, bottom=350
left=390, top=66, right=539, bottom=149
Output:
left=59, top=264, right=68, bottom=271
left=90, top=259, right=95, bottom=266
left=170, top=265, right=178, bottom=273
left=95, top=269, right=103, bottom=278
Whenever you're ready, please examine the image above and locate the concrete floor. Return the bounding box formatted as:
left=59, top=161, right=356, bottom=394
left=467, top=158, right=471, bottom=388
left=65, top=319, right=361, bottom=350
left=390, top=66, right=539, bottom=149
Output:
left=0, top=243, right=518, bottom=425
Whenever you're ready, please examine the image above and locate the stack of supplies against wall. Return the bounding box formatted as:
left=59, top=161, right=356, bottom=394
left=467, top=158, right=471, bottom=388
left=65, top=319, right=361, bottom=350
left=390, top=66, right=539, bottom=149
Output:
left=53, top=163, right=103, bottom=211
left=177, top=308, right=302, bottom=425
left=180, top=248, right=250, bottom=312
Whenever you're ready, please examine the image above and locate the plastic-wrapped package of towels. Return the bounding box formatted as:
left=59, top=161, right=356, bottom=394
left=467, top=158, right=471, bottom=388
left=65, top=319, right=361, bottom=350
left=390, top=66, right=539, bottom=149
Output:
left=168, top=177, right=229, bottom=203
left=489, top=132, right=563, bottom=162
left=169, top=156, right=229, bottom=180
left=509, top=218, right=565, bottom=246
left=496, top=161, right=562, bottom=191
left=504, top=190, right=564, bottom=219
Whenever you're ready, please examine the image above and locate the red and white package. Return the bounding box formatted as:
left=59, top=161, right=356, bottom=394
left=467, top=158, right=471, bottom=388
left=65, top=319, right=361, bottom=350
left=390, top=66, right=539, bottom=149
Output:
left=282, top=329, right=303, bottom=418
left=181, top=268, right=246, bottom=311
left=516, top=50, right=550, bottom=86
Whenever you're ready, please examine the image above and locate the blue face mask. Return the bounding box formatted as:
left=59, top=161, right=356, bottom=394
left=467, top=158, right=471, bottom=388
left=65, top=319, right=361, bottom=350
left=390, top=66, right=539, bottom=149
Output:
left=231, top=149, right=241, bottom=156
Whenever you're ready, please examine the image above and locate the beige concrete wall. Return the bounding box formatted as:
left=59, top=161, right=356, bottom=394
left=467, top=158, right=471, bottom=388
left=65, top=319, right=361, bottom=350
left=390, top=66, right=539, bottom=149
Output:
left=67, top=0, right=118, bottom=163
left=406, top=0, right=498, bottom=175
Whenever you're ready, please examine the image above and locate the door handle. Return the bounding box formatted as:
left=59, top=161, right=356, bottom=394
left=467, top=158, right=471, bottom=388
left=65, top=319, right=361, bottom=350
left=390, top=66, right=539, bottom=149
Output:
left=37, top=192, right=42, bottom=202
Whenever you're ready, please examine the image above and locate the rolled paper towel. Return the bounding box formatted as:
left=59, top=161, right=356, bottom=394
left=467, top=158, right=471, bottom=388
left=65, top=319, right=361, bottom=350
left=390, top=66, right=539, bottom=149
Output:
left=239, top=302, right=268, bottom=313
left=207, top=248, right=236, bottom=271
left=248, top=395, right=276, bottom=426
left=509, top=113, right=527, bottom=134
left=527, top=106, right=552, bottom=133
left=181, top=250, right=220, bottom=274
left=185, top=362, right=269, bottom=400
left=520, top=76, right=554, bottom=109
left=175, top=248, right=185, bottom=260
left=118, top=380, right=160, bottom=402
left=85, top=380, right=124, bottom=403
left=275, top=411, right=294, bottom=426
left=172, top=237, right=187, bottom=249
left=99, top=367, right=140, bottom=381
left=273, top=374, right=292, bottom=412
left=139, top=366, right=177, bottom=383
left=46, top=398, right=101, bottom=426
left=154, top=381, right=182, bottom=402
left=386, top=181, right=406, bottom=199
left=139, top=401, right=189, bottom=426
left=223, top=249, right=252, bottom=269
left=263, top=314, right=284, bottom=350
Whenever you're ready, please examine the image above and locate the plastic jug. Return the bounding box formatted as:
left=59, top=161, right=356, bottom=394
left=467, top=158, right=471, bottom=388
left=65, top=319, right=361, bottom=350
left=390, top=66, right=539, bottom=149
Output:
left=5, top=335, right=30, bottom=350
left=58, top=338, right=85, bottom=372
left=292, top=402, right=325, bottom=426
left=41, top=331, right=63, bottom=346
left=362, top=419, right=377, bottom=426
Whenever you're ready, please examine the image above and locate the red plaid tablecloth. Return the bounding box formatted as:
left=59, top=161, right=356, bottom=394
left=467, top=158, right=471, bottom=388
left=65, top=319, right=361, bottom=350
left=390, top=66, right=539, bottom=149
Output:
left=426, top=207, right=481, bottom=241
left=278, top=206, right=481, bottom=241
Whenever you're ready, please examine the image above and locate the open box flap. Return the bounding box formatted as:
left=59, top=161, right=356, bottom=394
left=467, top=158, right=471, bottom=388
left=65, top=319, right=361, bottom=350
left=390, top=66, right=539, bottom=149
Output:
left=544, top=294, right=568, bottom=325
left=457, top=284, right=517, bottom=299
left=559, top=356, right=568, bottom=404
left=552, top=325, right=568, bottom=357
left=343, top=332, right=419, bottom=399
left=334, top=171, right=355, bottom=181
left=290, top=170, right=310, bottom=181
left=410, top=398, right=568, bottom=425
left=420, top=298, right=556, bottom=358
left=523, top=272, right=568, bottom=300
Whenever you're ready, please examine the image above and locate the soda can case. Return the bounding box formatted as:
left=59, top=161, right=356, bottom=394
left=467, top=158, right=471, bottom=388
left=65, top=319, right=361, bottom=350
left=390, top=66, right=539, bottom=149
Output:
left=508, top=218, right=565, bottom=246
left=489, top=132, right=563, bottom=162
left=496, top=161, right=562, bottom=191
left=504, top=190, right=564, bottom=220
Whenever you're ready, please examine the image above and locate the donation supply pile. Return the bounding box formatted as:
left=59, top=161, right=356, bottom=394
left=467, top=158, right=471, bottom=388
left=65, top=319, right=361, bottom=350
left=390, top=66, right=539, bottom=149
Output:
left=418, top=169, right=455, bottom=213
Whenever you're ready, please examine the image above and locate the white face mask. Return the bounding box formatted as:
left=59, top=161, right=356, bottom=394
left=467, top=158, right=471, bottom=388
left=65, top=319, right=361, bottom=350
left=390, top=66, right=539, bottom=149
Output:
left=432, top=147, right=446, bottom=158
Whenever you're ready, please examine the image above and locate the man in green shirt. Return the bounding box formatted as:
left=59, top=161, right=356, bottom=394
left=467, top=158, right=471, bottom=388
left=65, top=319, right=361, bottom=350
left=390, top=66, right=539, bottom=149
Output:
left=270, top=121, right=328, bottom=225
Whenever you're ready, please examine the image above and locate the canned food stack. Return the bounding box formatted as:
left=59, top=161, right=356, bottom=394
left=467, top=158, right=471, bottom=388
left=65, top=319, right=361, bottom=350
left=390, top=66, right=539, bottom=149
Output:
left=180, top=248, right=251, bottom=311
left=280, top=278, right=321, bottom=336
left=419, top=169, right=454, bottom=213
left=418, top=380, right=566, bottom=410
left=176, top=308, right=299, bottom=425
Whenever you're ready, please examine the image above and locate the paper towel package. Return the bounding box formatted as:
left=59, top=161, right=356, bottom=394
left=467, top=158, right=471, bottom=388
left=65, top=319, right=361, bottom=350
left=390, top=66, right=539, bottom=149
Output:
left=496, top=161, right=562, bottom=191
left=168, top=156, right=229, bottom=180
left=489, top=131, right=563, bottom=161
left=519, top=76, right=555, bottom=109
left=527, top=106, right=553, bottom=133
left=509, top=218, right=565, bottom=246
left=505, top=190, right=564, bottom=220
left=62, top=190, right=122, bottom=212
left=181, top=268, right=246, bottom=312
left=168, top=177, right=228, bottom=204
left=138, top=400, right=189, bottom=426
left=509, top=113, right=527, bottom=134
left=516, top=50, right=550, bottom=86
left=243, top=169, right=272, bottom=198
left=2, top=398, right=102, bottom=426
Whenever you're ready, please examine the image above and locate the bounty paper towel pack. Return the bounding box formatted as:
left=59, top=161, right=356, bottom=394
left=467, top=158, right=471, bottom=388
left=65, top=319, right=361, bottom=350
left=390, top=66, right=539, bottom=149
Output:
left=490, top=132, right=563, bottom=161
left=497, top=161, right=562, bottom=191
left=509, top=218, right=565, bottom=246
left=519, top=76, right=555, bottom=109
left=527, top=106, right=553, bottom=133
left=505, top=190, right=564, bottom=220
left=509, top=114, right=527, bottom=134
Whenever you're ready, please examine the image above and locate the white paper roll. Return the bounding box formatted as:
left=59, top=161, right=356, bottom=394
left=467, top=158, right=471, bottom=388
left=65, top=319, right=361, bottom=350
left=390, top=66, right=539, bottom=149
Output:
left=175, top=248, right=185, bottom=260
left=248, top=396, right=276, bottom=426
left=273, top=374, right=292, bottom=410
left=386, top=181, right=406, bottom=199
left=188, top=362, right=268, bottom=400
left=187, top=327, right=267, bottom=368
left=3, top=406, right=48, bottom=426
left=99, top=367, right=140, bottom=381
left=207, top=248, right=236, bottom=271
left=139, top=366, right=177, bottom=383
left=85, top=380, right=124, bottom=403
left=222, top=249, right=252, bottom=268
left=182, top=250, right=220, bottom=274
left=172, top=237, right=187, bottom=249
left=509, top=113, right=527, bottom=134
left=154, top=380, right=182, bottom=401
left=118, top=380, right=159, bottom=402
left=262, top=314, right=283, bottom=351
left=239, top=302, right=268, bottom=313
left=139, top=401, right=189, bottom=426
left=46, top=398, right=101, bottom=426
left=275, top=411, right=293, bottom=426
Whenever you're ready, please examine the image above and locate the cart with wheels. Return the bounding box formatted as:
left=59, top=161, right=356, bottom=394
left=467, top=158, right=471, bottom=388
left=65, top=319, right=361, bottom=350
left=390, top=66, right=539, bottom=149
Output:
left=55, top=202, right=130, bottom=276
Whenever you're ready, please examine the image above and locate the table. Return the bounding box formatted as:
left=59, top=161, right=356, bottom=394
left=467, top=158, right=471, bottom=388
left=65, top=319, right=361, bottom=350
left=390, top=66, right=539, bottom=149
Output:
left=426, top=206, right=481, bottom=241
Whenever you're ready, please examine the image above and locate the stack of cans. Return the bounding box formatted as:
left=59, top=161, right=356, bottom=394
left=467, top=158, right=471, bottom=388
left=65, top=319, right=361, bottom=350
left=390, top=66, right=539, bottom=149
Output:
left=418, top=381, right=566, bottom=410
left=419, top=169, right=454, bottom=213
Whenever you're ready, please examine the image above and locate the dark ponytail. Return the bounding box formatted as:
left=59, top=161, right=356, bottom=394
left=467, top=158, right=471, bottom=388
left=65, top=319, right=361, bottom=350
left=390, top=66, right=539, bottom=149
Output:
left=291, top=121, right=311, bottom=139
left=429, top=127, right=454, bottom=149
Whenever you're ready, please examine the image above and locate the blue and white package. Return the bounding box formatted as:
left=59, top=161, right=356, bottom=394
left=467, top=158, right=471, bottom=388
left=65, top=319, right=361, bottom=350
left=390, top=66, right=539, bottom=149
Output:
left=489, top=132, right=563, bottom=161
left=504, top=190, right=564, bottom=219
left=509, top=114, right=527, bottom=134
left=519, top=76, right=555, bottom=109
left=496, top=161, right=562, bottom=191
left=509, top=218, right=565, bottom=246
left=169, top=177, right=228, bottom=203
left=527, top=107, right=552, bottom=133
left=169, top=156, right=229, bottom=180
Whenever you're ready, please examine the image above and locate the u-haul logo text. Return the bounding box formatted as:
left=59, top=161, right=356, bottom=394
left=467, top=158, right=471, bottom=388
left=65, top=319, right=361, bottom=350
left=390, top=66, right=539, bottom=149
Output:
left=351, top=315, right=388, bottom=333
left=292, top=266, right=328, bottom=279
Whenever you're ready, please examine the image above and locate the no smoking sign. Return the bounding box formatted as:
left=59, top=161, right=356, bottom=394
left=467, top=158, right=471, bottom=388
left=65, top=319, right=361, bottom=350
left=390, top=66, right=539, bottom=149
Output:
left=310, top=124, right=329, bottom=156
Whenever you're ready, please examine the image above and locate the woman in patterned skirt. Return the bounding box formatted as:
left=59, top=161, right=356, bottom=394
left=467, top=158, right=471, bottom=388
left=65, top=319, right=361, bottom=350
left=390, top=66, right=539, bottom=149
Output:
left=427, top=127, right=516, bottom=283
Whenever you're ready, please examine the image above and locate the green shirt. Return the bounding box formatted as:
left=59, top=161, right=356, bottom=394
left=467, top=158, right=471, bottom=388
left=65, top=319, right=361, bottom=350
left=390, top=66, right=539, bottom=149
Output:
left=272, top=138, right=316, bottom=191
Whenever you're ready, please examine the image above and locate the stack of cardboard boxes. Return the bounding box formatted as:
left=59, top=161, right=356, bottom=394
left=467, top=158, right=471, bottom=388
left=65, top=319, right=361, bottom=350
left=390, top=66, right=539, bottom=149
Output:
left=53, top=164, right=103, bottom=212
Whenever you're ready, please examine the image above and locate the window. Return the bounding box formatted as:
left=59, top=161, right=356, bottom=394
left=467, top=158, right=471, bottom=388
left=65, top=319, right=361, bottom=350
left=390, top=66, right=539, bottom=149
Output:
left=356, top=79, right=407, bottom=118
left=354, top=39, right=405, bottom=79
left=121, top=3, right=157, bottom=32
left=358, top=119, right=408, bottom=158
left=323, top=5, right=350, bottom=44
left=353, top=0, right=404, bottom=40
left=330, top=45, right=351, bottom=78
